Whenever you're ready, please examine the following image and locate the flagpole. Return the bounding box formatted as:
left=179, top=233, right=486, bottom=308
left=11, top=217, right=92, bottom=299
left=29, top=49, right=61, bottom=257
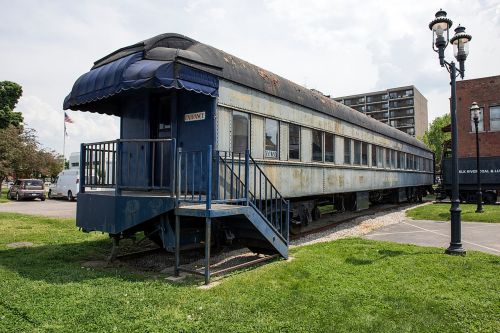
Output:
left=63, top=114, right=66, bottom=168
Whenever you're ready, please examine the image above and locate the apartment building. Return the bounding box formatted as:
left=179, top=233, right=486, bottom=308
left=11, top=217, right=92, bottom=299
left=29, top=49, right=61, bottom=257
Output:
left=334, top=86, right=428, bottom=138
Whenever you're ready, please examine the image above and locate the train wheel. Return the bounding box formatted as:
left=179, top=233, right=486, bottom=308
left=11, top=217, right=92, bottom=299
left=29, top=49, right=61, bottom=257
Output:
left=312, top=206, right=321, bottom=221
left=483, top=192, right=497, bottom=204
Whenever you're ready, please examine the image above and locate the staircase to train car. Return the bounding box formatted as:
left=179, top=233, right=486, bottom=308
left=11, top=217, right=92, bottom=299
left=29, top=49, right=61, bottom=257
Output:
left=78, top=140, right=289, bottom=284
left=174, top=147, right=290, bottom=284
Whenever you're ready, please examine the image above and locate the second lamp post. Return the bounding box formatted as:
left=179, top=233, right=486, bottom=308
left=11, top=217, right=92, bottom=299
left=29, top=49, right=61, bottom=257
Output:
left=470, top=102, right=484, bottom=213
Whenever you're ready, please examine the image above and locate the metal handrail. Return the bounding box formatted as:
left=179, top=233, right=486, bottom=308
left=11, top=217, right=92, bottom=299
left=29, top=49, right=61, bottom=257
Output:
left=80, top=138, right=176, bottom=195
left=215, top=150, right=289, bottom=242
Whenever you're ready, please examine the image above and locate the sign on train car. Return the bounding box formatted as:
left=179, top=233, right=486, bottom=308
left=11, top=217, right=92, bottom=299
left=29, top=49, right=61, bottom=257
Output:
left=443, top=157, right=500, bottom=186
left=184, top=111, right=206, bottom=122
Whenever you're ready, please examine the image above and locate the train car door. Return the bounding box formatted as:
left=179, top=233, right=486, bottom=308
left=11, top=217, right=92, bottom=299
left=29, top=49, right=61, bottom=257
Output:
left=150, top=93, right=175, bottom=190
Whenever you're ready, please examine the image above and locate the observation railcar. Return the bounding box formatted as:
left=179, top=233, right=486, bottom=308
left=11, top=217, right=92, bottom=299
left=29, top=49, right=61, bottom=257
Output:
left=64, top=33, right=434, bottom=282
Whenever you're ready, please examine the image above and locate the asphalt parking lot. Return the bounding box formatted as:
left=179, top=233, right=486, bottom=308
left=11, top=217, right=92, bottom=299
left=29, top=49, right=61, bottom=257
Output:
left=0, top=198, right=76, bottom=218
left=364, top=219, right=500, bottom=255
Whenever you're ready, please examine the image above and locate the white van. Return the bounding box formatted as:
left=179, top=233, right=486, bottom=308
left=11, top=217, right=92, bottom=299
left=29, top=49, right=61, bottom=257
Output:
left=48, top=170, right=79, bottom=201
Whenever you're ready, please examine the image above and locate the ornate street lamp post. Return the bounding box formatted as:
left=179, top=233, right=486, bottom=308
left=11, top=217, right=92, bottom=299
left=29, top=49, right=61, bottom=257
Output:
left=470, top=102, right=484, bottom=213
left=429, top=9, right=472, bottom=255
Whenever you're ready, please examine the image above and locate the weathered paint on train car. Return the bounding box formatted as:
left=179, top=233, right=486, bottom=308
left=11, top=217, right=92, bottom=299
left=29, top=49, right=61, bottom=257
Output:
left=217, top=80, right=432, bottom=159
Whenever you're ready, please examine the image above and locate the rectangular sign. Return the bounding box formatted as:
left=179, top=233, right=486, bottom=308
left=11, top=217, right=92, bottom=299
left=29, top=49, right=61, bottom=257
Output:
left=443, top=157, right=500, bottom=185
left=184, top=111, right=206, bottom=122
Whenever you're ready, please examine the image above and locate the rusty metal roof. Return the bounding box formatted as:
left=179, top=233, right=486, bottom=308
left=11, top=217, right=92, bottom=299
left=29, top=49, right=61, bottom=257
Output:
left=91, top=33, right=429, bottom=151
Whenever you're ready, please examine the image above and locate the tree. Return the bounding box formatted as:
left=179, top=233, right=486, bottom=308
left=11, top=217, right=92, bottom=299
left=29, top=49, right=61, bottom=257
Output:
left=422, top=113, right=451, bottom=169
left=0, top=126, right=63, bottom=189
left=0, top=81, right=24, bottom=128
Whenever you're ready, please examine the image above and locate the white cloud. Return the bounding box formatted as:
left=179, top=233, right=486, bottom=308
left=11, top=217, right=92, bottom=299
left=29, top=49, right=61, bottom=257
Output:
left=1, top=0, right=499, bottom=152
left=16, top=95, right=119, bottom=156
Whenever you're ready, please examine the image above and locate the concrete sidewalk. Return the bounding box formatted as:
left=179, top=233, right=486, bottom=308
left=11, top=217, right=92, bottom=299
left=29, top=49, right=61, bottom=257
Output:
left=364, top=219, right=500, bottom=255
left=0, top=199, right=76, bottom=219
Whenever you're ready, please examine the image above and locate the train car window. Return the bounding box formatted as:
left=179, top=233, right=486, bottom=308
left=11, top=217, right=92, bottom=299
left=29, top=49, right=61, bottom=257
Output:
left=378, top=147, right=384, bottom=168
left=325, top=133, right=334, bottom=162
left=289, top=124, right=300, bottom=160
left=490, top=106, right=500, bottom=130
left=233, top=111, right=249, bottom=153
left=264, top=118, right=279, bottom=159
left=361, top=142, right=368, bottom=166
left=312, top=130, right=323, bottom=162
left=470, top=107, right=484, bottom=132
left=344, top=138, right=351, bottom=164
left=371, top=145, right=377, bottom=167
left=386, top=148, right=391, bottom=168
left=353, top=140, right=361, bottom=165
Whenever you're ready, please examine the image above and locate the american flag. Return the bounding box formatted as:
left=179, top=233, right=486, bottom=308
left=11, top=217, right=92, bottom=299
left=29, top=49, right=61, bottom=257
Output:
left=64, top=112, right=74, bottom=123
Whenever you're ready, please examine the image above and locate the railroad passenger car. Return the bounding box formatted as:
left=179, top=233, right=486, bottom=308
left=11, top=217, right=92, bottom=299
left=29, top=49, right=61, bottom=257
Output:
left=64, top=33, right=434, bottom=282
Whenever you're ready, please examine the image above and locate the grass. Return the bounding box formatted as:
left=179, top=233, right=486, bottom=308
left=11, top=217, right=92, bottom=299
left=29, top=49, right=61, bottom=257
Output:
left=0, top=187, right=9, bottom=203
left=407, top=203, right=500, bottom=223
left=0, top=213, right=499, bottom=332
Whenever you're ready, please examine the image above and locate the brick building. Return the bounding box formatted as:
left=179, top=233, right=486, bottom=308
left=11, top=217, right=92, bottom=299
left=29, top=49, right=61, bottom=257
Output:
left=457, top=75, right=500, bottom=158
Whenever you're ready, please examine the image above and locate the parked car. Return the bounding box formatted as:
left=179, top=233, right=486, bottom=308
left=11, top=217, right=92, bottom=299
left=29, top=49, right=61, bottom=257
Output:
left=48, top=170, right=79, bottom=201
left=7, top=179, right=46, bottom=201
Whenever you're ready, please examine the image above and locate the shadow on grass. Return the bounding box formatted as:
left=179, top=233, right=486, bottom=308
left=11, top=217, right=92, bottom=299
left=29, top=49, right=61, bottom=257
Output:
left=345, top=249, right=406, bottom=265
left=0, top=238, right=156, bottom=284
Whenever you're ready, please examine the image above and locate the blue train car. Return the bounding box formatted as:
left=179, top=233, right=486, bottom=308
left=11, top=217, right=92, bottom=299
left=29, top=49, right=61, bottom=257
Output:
left=64, top=33, right=433, bottom=283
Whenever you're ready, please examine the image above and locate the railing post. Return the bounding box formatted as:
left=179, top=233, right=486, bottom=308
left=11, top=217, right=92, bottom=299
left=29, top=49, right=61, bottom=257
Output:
left=206, top=145, right=212, bottom=210
left=244, top=149, right=250, bottom=206
left=176, top=147, right=182, bottom=207
left=79, top=143, right=86, bottom=194
left=215, top=151, right=220, bottom=200
left=115, top=140, right=122, bottom=196
left=171, top=139, right=177, bottom=197
left=286, top=200, right=290, bottom=243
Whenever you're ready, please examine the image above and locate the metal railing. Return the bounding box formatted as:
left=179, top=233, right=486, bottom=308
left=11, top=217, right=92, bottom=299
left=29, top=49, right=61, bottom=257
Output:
left=175, top=146, right=289, bottom=242
left=215, top=149, right=289, bottom=242
left=176, top=147, right=209, bottom=205
left=80, top=138, right=176, bottom=195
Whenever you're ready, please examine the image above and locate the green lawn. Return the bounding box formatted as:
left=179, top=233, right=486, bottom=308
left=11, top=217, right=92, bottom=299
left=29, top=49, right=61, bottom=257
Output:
left=407, top=203, right=500, bottom=223
left=0, top=213, right=499, bottom=333
left=0, top=187, right=9, bottom=203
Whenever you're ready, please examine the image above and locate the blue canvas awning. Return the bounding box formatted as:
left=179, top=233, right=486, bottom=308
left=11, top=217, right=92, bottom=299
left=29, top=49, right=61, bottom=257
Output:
left=63, top=52, right=219, bottom=110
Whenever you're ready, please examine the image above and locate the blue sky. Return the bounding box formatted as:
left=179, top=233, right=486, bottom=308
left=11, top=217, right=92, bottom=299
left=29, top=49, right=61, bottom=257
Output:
left=1, top=0, right=499, bottom=156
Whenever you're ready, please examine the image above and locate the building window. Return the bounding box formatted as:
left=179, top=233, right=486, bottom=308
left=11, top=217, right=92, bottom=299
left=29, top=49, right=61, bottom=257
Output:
left=344, top=138, right=351, bottom=164
left=325, top=133, right=335, bottom=162
left=371, top=145, right=377, bottom=167
left=264, top=118, right=279, bottom=159
left=378, top=147, right=384, bottom=168
left=353, top=140, right=361, bottom=165
left=288, top=123, right=300, bottom=160
left=233, top=111, right=249, bottom=153
left=397, top=151, right=402, bottom=169
left=490, top=106, right=500, bottom=131
left=312, top=130, right=323, bottom=162
left=361, top=142, right=368, bottom=166
left=386, top=148, right=391, bottom=168
left=470, top=107, right=484, bottom=132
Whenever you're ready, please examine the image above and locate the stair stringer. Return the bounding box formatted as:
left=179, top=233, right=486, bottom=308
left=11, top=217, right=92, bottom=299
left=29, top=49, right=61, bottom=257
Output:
left=240, top=206, right=288, bottom=259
